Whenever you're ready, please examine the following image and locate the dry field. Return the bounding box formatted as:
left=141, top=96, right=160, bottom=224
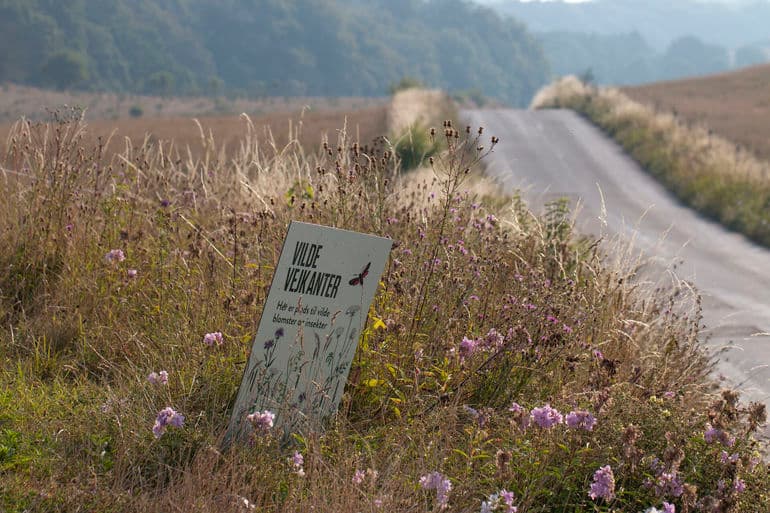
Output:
left=0, top=105, right=389, bottom=159
left=624, top=64, right=770, bottom=161
left=0, top=82, right=387, bottom=124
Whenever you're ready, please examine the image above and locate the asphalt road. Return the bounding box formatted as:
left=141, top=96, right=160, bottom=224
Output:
left=464, top=108, right=770, bottom=426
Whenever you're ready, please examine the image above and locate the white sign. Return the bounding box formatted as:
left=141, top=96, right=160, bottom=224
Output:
left=226, top=221, right=392, bottom=442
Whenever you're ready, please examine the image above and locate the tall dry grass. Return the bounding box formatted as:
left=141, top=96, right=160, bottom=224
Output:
left=0, top=107, right=767, bottom=512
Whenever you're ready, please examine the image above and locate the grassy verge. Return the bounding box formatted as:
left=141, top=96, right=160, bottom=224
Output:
left=0, top=108, right=767, bottom=512
left=531, top=76, right=770, bottom=247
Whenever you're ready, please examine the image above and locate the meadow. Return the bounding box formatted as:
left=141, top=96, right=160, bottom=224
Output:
left=0, top=91, right=768, bottom=512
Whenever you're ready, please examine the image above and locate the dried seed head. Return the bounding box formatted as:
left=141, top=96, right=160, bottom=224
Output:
left=478, top=126, right=484, bottom=135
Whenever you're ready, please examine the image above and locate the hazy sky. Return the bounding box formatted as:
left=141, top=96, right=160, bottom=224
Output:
left=474, top=0, right=757, bottom=4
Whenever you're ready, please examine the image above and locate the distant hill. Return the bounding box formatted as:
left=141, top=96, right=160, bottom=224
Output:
left=488, top=0, right=770, bottom=50
left=623, top=63, right=770, bottom=161
left=486, top=0, right=770, bottom=85
left=0, top=0, right=550, bottom=106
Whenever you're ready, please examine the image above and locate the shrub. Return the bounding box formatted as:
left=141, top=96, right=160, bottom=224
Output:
left=393, top=123, right=439, bottom=171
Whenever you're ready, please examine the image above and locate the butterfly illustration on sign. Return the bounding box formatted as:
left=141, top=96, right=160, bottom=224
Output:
left=348, top=262, right=371, bottom=287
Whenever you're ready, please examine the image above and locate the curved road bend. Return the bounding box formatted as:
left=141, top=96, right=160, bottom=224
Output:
left=464, top=109, right=770, bottom=434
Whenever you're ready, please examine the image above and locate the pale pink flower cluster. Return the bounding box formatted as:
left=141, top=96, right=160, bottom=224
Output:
left=153, top=407, right=184, bottom=438
left=565, top=410, right=597, bottom=431
left=458, top=329, right=506, bottom=361
left=246, top=410, right=275, bottom=432
left=420, top=471, right=452, bottom=509
left=147, top=370, right=168, bottom=385
left=531, top=404, right=564, bottom=429
left=203, top=331, right=224, bottom=346
left=290, top=451, right=305, bottom=477
left=352, top=469, right=366, bottom=484
left=480, top=489, right=518, bottom=513
left=105, top=249, right=126, bottom=264
left=589, top=465, right=615, bottom=501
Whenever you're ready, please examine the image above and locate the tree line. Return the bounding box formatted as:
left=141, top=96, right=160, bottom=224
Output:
left=0, top=0, right=550, bottom=106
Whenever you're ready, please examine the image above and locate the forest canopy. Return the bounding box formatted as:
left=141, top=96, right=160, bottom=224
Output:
left=0, top=0, right=550, bottom=106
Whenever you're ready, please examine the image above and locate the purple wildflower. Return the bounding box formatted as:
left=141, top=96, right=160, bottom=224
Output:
left=147, top=370, right=168, bottom=385
left=734, top=478, right=746, bottom=493
left=352, top=469, right=366, bottom=485
left=483, top=328, right=505, bottom=350
left=565, top=410, right=597, bottom=431
left=589, top=465, right=616, bottom=501
left=127, top=269, right=138, bottom=278
left=420, top=471, right=452, bottom=509
left=531, top=404, right=563, bottom=429
left=593, top=349, right=604, bottom=361
left=459, top=336, right=479, bottom=360
left=246, top=410, right=275, bottom=432
left=152, top=407, right=184, bottom=438
left=653, top=472, right=684, bottom=498
left=290, top=451, right=305, bottom=476
left=704, top=423, right=735, bottom=447
left=105, top=249, right=125, bottom=264
left=203, top=331, right=224, bottom=346
left=662, top=503, right=676, bottom=513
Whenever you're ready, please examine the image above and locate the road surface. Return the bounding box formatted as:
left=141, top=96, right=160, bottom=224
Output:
left=464, top=108, right=770, bottom=429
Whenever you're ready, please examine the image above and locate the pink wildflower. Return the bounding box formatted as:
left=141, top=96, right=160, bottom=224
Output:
left=246, top=410, right=275, bottom=432
left=589, top=465, right=615, bottom=501
left=459, top=336, right=479, bottom=360
left=352, top=469, right=366, bottom=485
left=420, top=471, right=452, bottom=509
left=290, top=451, right=305, bottom=476
left=704, top=423, right=735, bottom=447
left=152, top=407, right=184, bottom=438
left=105, top=249, right=125, bottom=264
left=127, top=269, right=138, bottom=278
left=203, top=331, right=224, bottom=346
left=481, top=489, right=518, bottom=513
left=483, top=328, right=504, bottom=350
left=531, top=404, right=563, bottom=429
left=565, top=410, right=597, bottom=431
left=147, top=370, right=168, bottom=385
